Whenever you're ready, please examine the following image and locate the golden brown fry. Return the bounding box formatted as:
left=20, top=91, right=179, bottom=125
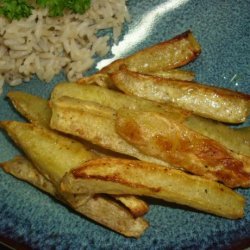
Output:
left=77, top=31, right=199, bottom=87
left=7, top=91, right=52, bottom=128
left=0, top=121, right=95, bottom=185
left=115, top=109, right=250, bottom=188
left=61, top=157, right=245, bottom=219
left=112, top=195, right=149, bottom=217
left=0, top=155, right=89, bottom=207
left=184, top=116, right=250, bottom=157
left=110, top=66, right=250, bottom=123
left=2, top=154, right=95, bottom=207
left=100, top=30, right=201, bottom=74
left=7, top=90, right=122, bottom=154
left=0, top=122, right=148, bottom=237
left=0, top=156, right=148, bottom=237
left=51, top=83, right=250, bottom=157
left=50, top=96, right=169, bottom=167
left=7, top=91, right=148, bottom=216
left=0, top=156, right=56, bottom=195
left=51, top=83, right=190, bottom=122
left=74, top=195, right=149, bottom=238
left=0, top=155, right=91, bottom=207
left=1, top=155, right=148, bottom=219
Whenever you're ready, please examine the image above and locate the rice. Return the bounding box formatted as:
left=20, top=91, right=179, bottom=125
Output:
left=0, top=0, right=130, bottom=92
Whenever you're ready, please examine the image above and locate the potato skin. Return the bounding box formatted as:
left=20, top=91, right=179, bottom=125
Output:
left=0, top=121, right=149, bottom=238
left=116, top=109, right=250, bottom=188
left=111, top=67, right=250, bottom=123
left=61, top=157, right=245, bottom=219
left=100, top=30, right=201, bottom=73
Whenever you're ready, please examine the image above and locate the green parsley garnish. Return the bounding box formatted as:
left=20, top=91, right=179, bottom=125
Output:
left=0, top=0, right=33, bottom=20
left=0, top=0, right=91, bottom=20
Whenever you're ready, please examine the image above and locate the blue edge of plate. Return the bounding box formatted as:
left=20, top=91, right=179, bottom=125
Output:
left=0, top=0, right=249, bottom=249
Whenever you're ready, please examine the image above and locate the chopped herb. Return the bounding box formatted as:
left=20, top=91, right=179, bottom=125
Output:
left=0, top=0, right=33, bottom=20
left=66, top=0, right=91, bottom=15
left=0, top=0, right=91, bottom=20
left=36, top=0, right=65, bottom=16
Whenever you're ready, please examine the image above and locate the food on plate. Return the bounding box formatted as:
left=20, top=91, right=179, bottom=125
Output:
left=0, top=155, right=87, bottom=208
left=77, top=30, right=200, bottom=87
left=50, top=94, right=250, bottom=187
left=51, top=83, right=190, bottom=121
left=0, top=158, right=148, bottom=238
left=184, top=116, right=250, bottom=157
left=0, top=0, right=34, bottom=20
left=0, top=0, right=91, bottom=20
left=6, top=91, right=150, bottom=217
left=1, top=154, right=149, bottom=218
left=50, top=96, right=169, bottom=167
left=0, top=0, right=129, bottom=94
left=0, top=121, right=149, bottom=237
left=9, top=88, right=250, bottom=159
left=116, top=109, right=250, bottom=188
left=50, top=95, right=250, bottom=188
left=50, top=83, right=250, bottom=156
left=99, top=30, right=201, bottom=74
left=33, top=0, right=91, bottom=17
left=0, top=121, right=95, bottom=185
left=1, top=29, right=250, bottom=238
left=1, top=156, right=56, bottom=195
left=61, top=157, right=245, bottom=219
left=110, top=66, right=250, bottom=123
left=72, top=194, right=148, bottom=238
left=7, top=91, right=52, bottom=127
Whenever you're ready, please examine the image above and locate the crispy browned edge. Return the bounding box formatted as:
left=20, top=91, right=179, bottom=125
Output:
left=100, top=30, right=201, bottom=73
left=63, top=157, right=245, bottom=219
left=111, top=66, right=250, bottom=103
left=115, top=110, right=250, bottom=188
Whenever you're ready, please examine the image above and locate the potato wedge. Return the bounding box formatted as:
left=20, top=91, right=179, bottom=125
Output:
left=13, top=88, right=248, bottom=158
left=7, top=91, right=52, bottom=128
left=7, top=90, right=123, bottom=154
left=115, top=109, right=250, bottom=188
left=0, top=155, right=90, bottom=207
left=74, top=195, right=149, bottom=238
left=1, top=155, right=148, bottom=218
left=0, top=156, right=56, bottom=195
left=61, top=158, right=245, bottom=219
left=7, top=92, right=148, bottom=216
left=0, top=155, right=91, bottom=206
left=0, top=156, right=148, bottom=237
left=50, top=96, right=169, bottom=167
left=100, top=30, right=201, bottom=74
left=0, top=121, right=149, bottom=237
left=110, top=67, right=250, bottom=123
left=0, top=121, right=95, bottom=185
left=51, top=83, right=190, bottom=122
left=185, top=116, right=250, bottom=157
left=51, top=83, right=250, bottom=157
left=78, top=31, right=199, bottom=87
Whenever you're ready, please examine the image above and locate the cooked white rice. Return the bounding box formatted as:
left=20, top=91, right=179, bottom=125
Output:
left=0, top=0, right=130, bottom=94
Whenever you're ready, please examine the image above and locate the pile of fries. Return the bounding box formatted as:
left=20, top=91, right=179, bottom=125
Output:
left=1, top=31, right=250, bottom=238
